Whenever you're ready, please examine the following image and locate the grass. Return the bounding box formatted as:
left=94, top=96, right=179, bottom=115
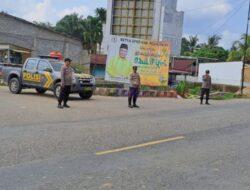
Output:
left=212, top=93, right=237, bottom=100
left=0, top=79, right=5, bottom=86
left=140, top=85, right=169, bottom=91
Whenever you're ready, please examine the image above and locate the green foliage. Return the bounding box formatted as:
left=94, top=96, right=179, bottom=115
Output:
left=82, top=16, right=103, bottom=53
left=207, top=35, right=221, bottom=48
left=176, top=81, right=187, bottom=96
left=188, top=86, right=201, bottom=96
left=228, top=35, right=250, bottom=61
left=0, top=82, right=6, bottom=86
left=140, top=85, right=169, bottom=91
left=227, top=50, right=244, bottom=61
left=181, top=35, right=199, bottom=55
left=181, top=34, right=228, bottom=61
left=54, top=8, right=106, bottom=53
left=212, top=93, right=236, bottom=100
left=55, top=13, right=84, bottom=40
left=33, top=21, right=54, bottom=30
left=95, top=8, right=106, bottom=23
left=181, top=38, right=190, bottom=55
left=192, top=46, right=228, bottom=61
left=71, top=63, right=85, bottom=73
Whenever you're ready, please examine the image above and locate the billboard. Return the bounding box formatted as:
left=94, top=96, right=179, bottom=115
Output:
left=105, top=35, right=170, bottom=86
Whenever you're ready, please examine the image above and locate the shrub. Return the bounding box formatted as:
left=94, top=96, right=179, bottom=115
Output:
left=176, top=81, right=187, bottom=96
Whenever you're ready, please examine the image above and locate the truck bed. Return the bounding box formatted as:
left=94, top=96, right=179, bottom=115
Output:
left=1, top=63, right=22, bottom=83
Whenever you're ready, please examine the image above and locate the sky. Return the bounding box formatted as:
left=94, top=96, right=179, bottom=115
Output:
left=0, top=0, right=249, bottom=50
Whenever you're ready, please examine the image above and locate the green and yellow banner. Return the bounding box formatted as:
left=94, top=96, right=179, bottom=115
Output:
left=105, top=35, right=170, bottom=86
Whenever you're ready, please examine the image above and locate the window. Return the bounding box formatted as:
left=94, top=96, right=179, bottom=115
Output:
left=25, top=59, right=37, bottom=70
left=38, top=60, right=51, bottom=71
left=121, top=18, right=127, bottom=25
left=113, top=17, right=121, bottom=24
left=51, top=61, right=63, bottom=72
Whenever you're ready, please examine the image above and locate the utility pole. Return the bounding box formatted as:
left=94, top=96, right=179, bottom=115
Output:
left=241, top=0, right=250, bottom=94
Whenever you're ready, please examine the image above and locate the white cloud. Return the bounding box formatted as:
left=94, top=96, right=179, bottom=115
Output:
left=0, top=0, right=93, bottom=24
left=23, top=0, right=56, bottom=22
left=219, top=30, right=240, bottom=50
left=177, top=0, right=232, bottom=20
left=183, top=33, right=207, bottom=44
left=58, top=6, right=91, bottom=19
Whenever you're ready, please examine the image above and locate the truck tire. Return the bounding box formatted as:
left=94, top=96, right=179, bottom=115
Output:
left=79, top=91, right=93, bottom=99
left=53, top=83, right=61, bottom=99
left=36, top=88, right=47, bottom=94
left=9, top=77, right=22, bottom=94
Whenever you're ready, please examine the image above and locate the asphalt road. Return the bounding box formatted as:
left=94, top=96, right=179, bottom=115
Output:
left=0, top=86, right=250, bottom=190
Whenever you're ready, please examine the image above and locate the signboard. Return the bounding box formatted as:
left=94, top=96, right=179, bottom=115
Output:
left=105, top=35, right=170, bottom=86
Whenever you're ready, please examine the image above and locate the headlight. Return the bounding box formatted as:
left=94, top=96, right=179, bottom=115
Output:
left=72, top=76, right=79, bottom=84
left=90, top=77, right=95, bottom=84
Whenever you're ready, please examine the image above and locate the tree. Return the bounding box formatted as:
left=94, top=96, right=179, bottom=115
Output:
left=181, top=37, right=190, bottom=55
left=181, top=35, right=199, bottom=55
left=207, top=35, right=221, bottom=48
left=82, top=16, right=103, bottom=53
left=55, top=13, right=84, bottom=39
left=227, top=50, right=244, bottom=61
left=189, top=35, right=199, bottom=52
left=33, top=21, right=54, bottom=30
left=95, top=8, right=106, bottom=24
left=192, top=46, right=228, bottom=61
left=227, top=35, right=250, bottom=61
left=53, top=8, right=106, bottom=53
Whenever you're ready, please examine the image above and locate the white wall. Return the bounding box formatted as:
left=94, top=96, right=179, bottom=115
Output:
left=176, top=75, right=198, bottom=83
left=198, top=62, right=243, bottom=86
left=102, top=0, right=113, bottom=54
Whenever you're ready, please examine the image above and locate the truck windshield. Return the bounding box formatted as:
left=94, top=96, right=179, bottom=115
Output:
left=50, top=61, right=63, bottom=71
left=50, top=61, right=80, bottom=73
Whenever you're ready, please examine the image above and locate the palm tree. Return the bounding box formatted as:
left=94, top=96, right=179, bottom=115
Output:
left=55, top=13, right=84, bottom=40
left=181, top=35, right=199, bottom=55
left=82, top=16, right=103, bottom=53
left=188, top=35, right=199, bottom=52
left=95, top=8, right=106, bottom=24
left=207, top=35, right=221, bottom=48
left=228, top=35, right=250, bottom=61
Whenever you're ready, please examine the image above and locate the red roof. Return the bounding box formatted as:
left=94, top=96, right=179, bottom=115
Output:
left=169, top=70, right=192, bottom=74
left=171, top=59, right=197, bottom=73
left=90, top=54, right=107, bottom=65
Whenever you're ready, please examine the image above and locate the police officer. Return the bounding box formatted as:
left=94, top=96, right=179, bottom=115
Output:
left=128, top=65, right=141, bottom=108
left=200, top=70, right=212, bottom=105
left=58, top=58, right=73, bottom=109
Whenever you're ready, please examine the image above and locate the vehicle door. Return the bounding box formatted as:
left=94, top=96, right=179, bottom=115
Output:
left=37, top=60, right=54, bottom=89
left=22, top=59, right=41, bottom=86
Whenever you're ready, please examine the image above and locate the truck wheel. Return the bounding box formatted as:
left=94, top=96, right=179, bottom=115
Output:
left=9, top=78, right=22, bottom=94
left=36, top=88, right=47, bottom=94
left=53, top=83, right=61, bottom=98
left=79, top=91, right=93, bottom=99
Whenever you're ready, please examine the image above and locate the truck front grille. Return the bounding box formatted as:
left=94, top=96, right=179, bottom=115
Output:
left=79, top=78, right=91, bottom=83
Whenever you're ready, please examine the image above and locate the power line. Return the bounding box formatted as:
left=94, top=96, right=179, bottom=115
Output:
left=200, top=0, right=247, bottom=35
left=183, top=0, right=235, bottom=12
left=210, top=0, right=248, bottom=35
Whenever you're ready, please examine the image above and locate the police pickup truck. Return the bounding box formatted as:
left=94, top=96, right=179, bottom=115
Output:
left=2, top=57, right=95, bottom=99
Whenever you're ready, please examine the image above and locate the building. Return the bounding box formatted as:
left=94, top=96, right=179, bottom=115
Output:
left=0, top=12, right=85, bottom=64
left=102, top=0, right=184, bottom=56
left=90, top=54, right=107, bottom=78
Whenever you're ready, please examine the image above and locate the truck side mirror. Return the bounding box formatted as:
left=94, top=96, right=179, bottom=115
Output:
left=44, top=68, right=52, bottom=73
